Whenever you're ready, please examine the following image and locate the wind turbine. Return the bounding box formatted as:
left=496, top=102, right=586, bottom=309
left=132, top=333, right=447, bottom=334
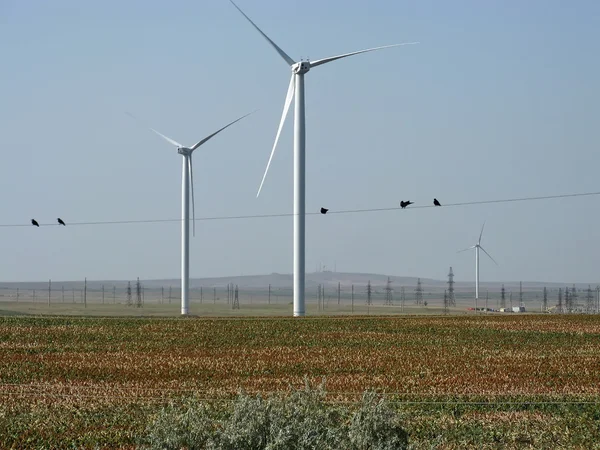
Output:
left=229, top=0, right=419, bottom=317
left=458, top=222, right=498, bottom=313
left=127, top=110, right=255, bottom=315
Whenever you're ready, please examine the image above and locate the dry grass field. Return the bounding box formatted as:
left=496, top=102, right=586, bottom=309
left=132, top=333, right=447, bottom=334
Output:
left=1, top=314, right=599, bottom=448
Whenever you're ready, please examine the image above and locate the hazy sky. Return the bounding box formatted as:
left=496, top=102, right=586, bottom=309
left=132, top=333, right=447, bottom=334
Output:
left=1, top=0, right=599, bottom=284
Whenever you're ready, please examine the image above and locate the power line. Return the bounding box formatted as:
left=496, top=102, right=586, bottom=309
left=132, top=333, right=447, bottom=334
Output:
left=2, top=190, right=599, bottom=229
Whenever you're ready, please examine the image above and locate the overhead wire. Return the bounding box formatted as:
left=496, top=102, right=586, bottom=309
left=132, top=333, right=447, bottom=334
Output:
left=1, top=190, right=599, bottom=228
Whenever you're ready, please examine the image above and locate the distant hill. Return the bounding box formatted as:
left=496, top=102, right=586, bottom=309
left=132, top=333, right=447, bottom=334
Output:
left=0, top=272, right=594, bottom=291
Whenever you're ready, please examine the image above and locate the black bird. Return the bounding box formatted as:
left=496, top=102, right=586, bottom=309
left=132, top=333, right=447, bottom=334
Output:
left=433, top=198, right=441, bottom=206
left=31, top=219, right=39, bottom=227
left=400, top=200, right=414, bottom=209
left=57, top=218, right=66, bottom=226
left=320, top=207, right=329, bottom=214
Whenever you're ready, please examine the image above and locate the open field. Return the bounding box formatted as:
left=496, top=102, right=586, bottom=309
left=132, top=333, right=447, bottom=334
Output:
left=1, top=314, right=600, bottom=448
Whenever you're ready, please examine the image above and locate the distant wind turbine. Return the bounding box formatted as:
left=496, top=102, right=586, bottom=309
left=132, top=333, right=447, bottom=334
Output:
left=127, top=110, right=255, bottom=315
left=229, top=0, right=418, bottom=317
left=458, top=222, right=498, bottom=313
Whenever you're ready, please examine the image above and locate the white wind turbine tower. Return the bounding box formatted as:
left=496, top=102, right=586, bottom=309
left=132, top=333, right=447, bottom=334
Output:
left=229, top=0, right=419, bottom=317
left=458, top=222, right=498, bottom=313
left=127, top=111, right=255, bottom=315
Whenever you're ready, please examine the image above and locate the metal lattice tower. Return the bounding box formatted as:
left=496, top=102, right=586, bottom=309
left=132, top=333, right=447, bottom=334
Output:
left=366, top=281, right=372, bottom=305
left=586, top=285, right=594, bottom=313
left=519, top=281, right=523, bottom=307
left=384, top=277, right=393, bottom=306
left=400, top=286, right=406, bottom=312
left=135, top=277, right=142, bottom=308
left=232, top=284, right=240, bottom=310
left=543, top=286, right=548, bottom=312
left=443, top=289, right=449, bottom=315
left=565, top=287, right=571, bottom=313
left=415, top=278, right=423, bottom=305
left=571, top=285, right=578, bottom=312
left=126, top=281, right=132, bottom=307
left=447, top=267, right=456, bottom=307
left=558, top=288, right=563, bottom=313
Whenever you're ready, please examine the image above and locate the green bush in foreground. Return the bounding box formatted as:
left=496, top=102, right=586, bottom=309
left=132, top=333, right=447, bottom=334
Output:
left=140, top=378, right=408, bottom=450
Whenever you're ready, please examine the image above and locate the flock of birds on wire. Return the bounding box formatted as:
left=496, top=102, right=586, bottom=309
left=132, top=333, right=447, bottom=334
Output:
left=320, top=198, right=440, bottom=215
left=29, top=199, right=442, bottom=226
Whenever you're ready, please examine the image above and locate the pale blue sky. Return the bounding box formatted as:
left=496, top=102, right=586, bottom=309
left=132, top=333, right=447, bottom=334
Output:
left=1, top=0, right=599, bottom=283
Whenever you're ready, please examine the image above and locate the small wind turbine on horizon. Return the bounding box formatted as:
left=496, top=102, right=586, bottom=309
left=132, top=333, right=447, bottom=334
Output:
left=228, top=0, right=419, bottom=317
left=127, top=110, right=255, bottom=315
left=458, top=222, right=498, bottom=313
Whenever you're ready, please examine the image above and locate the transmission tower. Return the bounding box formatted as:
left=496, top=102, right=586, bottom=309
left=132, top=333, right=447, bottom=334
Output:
left=232, top=285, right=240, bottom=310
left=565, top=287, right=571, bottom=313
left=542, top=286, right=548, bottom=312
left=366, top=281, right=372, bottom=305
left=571, top=285, right=578, bottom=311
left=443, top=289, right=449, bottom=315
left=558, top=287, right=563, bottom=313
left=501, top=284, right=506, bottom=309
left=384, top=277, right=393, bottom=306
left=135, top=277, right=142, bottom=308
left=586, top=285, right=594, bottom=313
left=447, top=267, right=456, bottom=306
left=400, top=286, right=406, bottom=312
left=415, top=278, right=423, bottom=305
left=126, top=281, right=132, bottom=306
left=519, top=281, right=523, bottom=307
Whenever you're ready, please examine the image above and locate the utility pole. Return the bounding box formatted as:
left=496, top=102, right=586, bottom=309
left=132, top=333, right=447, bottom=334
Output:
left=127, top=281, right=132, bottom=307
left=113, top=286, right=116, bottom=304
left=509, top=291, right=513, bottom=311
left=62, top=285, right=65, bottom=303
left=84, top=278, right=87, bottom=308
left=447, top=267, right=456, bottom=306
left=366, top=281, right=372, bottom=306
left=268, top=284, right=271, bottom=305
left=542, top=287, right=548, bottom=312
left=351, top=284, right=354, bottom=313
left=338, top=282, right=341, bottom=305
left=501, top=284, right=506, bottom=310
left=48, top=279, right=51, bottom=307
left=169, top=286, right=172, bottom=304
left=586, top=285, right=594, bottom=314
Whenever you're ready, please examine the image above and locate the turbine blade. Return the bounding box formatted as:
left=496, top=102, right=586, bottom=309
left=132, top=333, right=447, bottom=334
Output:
left=190, top=110, right=257, bottom=152
left=228, top=0, right=295, bottom=66
left=457, top=245, right=476, bottom=253
left=256, top=74, right=295, bottom=197
left=480, top=246, right=498, bottom=265
left=188, top=154, right=196, bottom=237
left=125, top=111, right=183, bottom=147
left=478, top=221, right=486, bottom=245
left=309, top=42, right=419, bottom=68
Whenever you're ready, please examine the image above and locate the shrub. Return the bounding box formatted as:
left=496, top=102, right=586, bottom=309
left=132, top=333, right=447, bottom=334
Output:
left=140, top=377, right=408, bottom=450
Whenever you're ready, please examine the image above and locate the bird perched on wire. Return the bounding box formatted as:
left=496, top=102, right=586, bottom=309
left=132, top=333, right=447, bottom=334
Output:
left=400, top=200, right=414, bottom=209
left=57, top=218, right=66, bottom=226
left=320, top=207, right=329, bottom=214
left=31, top=219, right=39, bottom=227
left=433, top=198, right=441, bottom=206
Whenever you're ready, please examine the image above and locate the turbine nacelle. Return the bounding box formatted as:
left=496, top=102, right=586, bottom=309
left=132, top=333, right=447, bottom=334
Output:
left=177, top=147, right=192, bottom=156
left=292, top=61, right=310, bottom=75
